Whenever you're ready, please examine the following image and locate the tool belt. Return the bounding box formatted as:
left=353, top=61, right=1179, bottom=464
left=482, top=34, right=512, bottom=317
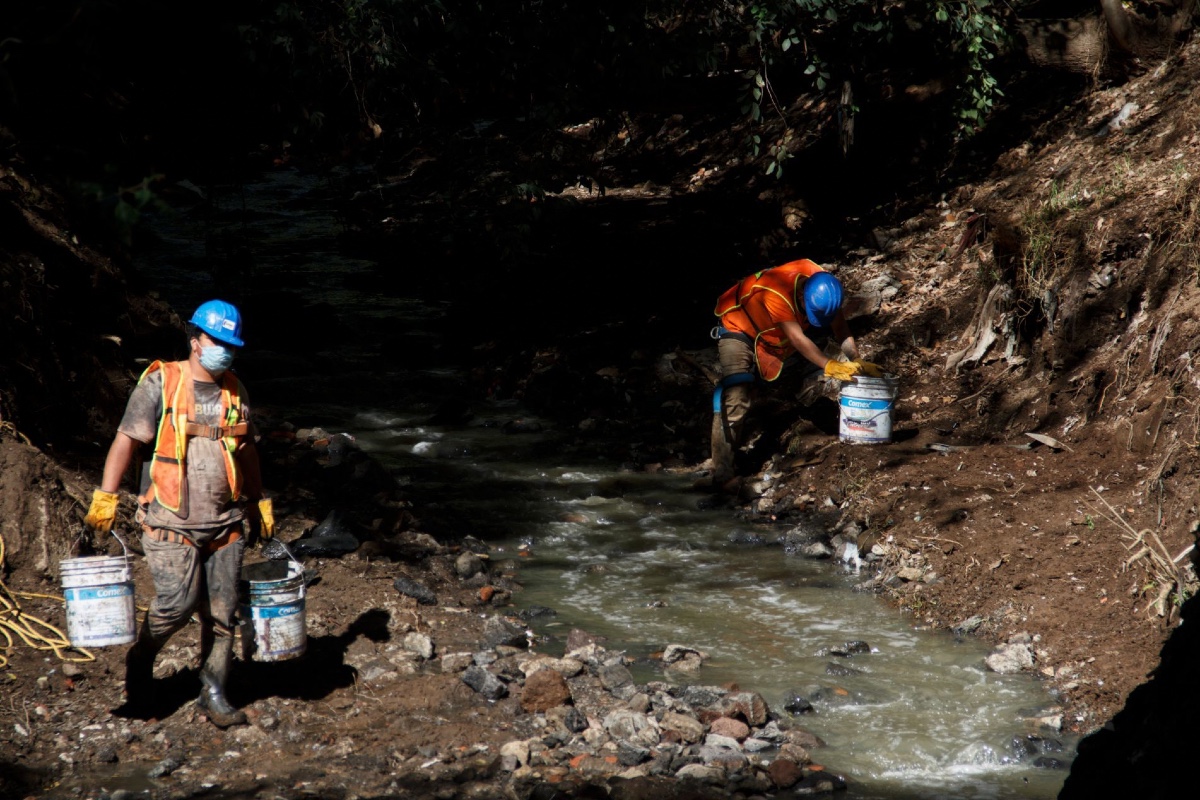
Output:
left=183, top=422, right=249, bottom=440
left=142, top=524, right=241, bottom=554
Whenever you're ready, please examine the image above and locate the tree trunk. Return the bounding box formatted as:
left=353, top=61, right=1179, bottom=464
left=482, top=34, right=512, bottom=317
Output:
left=1023, top=0, right=1196, bottom=72
left=1020, top=15, right=1111, bottom=73
left=1099, top=0, right=1137, bottom=52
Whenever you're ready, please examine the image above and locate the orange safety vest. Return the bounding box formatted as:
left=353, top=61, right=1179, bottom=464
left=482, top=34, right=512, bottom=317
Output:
left=714, top=259, right=825, bottom=381
left=139, top=360, right=248, bottom=518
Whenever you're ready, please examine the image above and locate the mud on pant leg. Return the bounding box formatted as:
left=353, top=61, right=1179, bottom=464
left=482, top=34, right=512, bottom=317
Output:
left=141, top=535, right=203, bottom=643
left=198, top=532, right=245, bottom=671
left=711, top=337, right=756, bottom=482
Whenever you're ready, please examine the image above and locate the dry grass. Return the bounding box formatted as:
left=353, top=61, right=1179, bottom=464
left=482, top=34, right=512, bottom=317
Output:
left=1088, top=486, right=1198, bottom=626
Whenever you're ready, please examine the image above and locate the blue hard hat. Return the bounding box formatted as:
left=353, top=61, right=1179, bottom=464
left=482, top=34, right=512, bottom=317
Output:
left=190, top=299, right=245, bottom=347
left=802, top=272, right=843, bottom=328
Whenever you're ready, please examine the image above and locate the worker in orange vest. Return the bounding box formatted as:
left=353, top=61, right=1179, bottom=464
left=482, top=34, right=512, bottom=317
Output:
left=710, top=260, right=880, bottom=487
left=85, top=299, right=273, bottom=728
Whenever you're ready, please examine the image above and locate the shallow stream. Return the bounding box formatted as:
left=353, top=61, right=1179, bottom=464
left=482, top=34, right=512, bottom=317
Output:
left=136, top=167, right=1073, bottom=799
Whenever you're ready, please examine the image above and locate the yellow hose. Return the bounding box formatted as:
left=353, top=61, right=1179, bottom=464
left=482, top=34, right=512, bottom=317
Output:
left=0, top=531, right=94, bottom=669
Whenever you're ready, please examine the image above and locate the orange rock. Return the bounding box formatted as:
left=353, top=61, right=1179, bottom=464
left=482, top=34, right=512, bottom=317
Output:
left=479, top=586, right=496, bottom=602
left=569, top=754, right=588, bottom=769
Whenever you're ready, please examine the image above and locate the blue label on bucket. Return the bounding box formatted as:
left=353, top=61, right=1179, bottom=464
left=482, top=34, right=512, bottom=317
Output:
left=842, top=397, right=892, bottom=410
left=65, top=585, right=132, bottom=601
left=242, top=603, right=304, bottom=619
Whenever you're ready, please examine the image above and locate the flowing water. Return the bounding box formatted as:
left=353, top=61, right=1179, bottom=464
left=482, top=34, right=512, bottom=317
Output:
left=135, top=167, right=1073, bottom=799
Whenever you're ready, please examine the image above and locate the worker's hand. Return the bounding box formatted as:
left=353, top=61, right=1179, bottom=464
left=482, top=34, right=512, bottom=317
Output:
left=823, top=360, right=862, bottom=382
left=257, top=498, right=275, bottom=540
left=84, top=490, right=120, bottom=534
left=853, top=360, right=885, bottom=378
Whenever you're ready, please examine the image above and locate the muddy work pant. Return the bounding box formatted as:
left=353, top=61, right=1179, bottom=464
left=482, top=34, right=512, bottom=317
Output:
left=140, top=528, right=244, bottom=646
left=710, top=336, right=824, bottom=483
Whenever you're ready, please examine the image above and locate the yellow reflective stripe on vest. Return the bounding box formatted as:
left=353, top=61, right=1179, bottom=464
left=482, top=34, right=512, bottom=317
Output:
left=140, top=360, right=245, bottom=516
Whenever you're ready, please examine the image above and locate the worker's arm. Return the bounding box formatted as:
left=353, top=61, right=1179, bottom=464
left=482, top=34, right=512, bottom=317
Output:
left=780, top=320, right=832, bottom=370
left=86, top=432, right=142, bottom=533
left=830, top=313, right=860, bottom=360
left=99, top=432, right=141, bottom=493
left=238, top=434, right=275, bottom=539
left=237, top=438, right=264, bottom=502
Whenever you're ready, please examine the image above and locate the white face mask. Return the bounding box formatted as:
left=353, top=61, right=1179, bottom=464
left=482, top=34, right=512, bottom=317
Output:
left=199, top=343, right=235, bottom=375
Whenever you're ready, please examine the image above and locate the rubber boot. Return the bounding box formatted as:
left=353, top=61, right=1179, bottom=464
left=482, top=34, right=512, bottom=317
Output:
left=196, top=634, right=247, bottom=728
left=123, top=615, right=168, bottom=710
left=710, top=412, right=737, bottom=488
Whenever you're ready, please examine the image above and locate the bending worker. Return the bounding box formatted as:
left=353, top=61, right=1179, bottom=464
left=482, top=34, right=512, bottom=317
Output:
left=84, top=299, right=274, bottom=728
left=710, top=259, right=880, bottom=486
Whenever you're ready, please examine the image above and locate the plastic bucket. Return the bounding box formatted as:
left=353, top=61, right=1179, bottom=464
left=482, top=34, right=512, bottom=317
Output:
left=60, top=553, right=136, bottom=648
left=839, top=374, right=899, bottom=445
left=239, top=560, right=306, bottom=662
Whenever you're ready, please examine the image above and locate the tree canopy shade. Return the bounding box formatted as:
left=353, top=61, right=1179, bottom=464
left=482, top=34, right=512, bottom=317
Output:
left=1, top=1, right=1189, bottom=180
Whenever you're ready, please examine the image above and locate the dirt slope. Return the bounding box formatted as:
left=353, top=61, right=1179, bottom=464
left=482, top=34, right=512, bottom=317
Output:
left=756, top=36, right=1200, bottom=736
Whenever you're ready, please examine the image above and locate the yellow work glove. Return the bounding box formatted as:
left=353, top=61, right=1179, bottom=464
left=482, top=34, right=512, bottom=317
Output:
left=853, top=360, right=885, bottom=378
left=823, top=360, right=861, bottom=382
left=257, top=498, right=275, bottom=540
left=84, top=490, right=120, bottom=534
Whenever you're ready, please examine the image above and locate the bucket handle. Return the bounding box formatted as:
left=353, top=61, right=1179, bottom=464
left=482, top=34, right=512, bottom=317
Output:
left=111, top=529, right=132, bottom=564
left=272, top=538, right=308, bottom=598
left=76, top=527, right=132, bottom=563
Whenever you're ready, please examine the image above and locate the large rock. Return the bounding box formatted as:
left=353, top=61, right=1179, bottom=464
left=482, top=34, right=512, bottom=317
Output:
left=455, top=551, right=485, bottom=578
left=659, top=712, right=705, bottom=744
left=393, top=576, right=438, bottom=605
left=602, top=709, right=660, bottom=748
left=597, top=662, right=634, bottom=690
left=985, top=642, right=1035, bottom=674
left=675, top=764, right=725, bottom=783
left=461, top=666, right=507, bottom=700
left=768, top=758, right=804, bottom=789
left=482, top=616, right=529, bottom=649
left=520, top=668, right=572, bottom=713
left=402, top=632, right=434, bottom=660
left=719, top=691, right=770, bottom=726
left=519, top=655, right=584, bottom=678
left=662, top=644, right=706, bottom=672
left=709, top=716, right=750, bottom=741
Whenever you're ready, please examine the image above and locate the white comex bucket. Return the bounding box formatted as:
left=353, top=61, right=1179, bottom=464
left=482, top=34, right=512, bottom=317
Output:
left=839, top=374, right=900, bottom=445
left=239, top=559, right=307, bottom=662
left=60, top=534, right=136, bottom=648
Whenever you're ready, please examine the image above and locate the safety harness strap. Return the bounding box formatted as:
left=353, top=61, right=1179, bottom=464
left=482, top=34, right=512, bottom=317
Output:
left=712, top=372, right=756, bottom=413
left=183, top=422, right=250, bottom=441
left=711, top=326, right=755, bottom=347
